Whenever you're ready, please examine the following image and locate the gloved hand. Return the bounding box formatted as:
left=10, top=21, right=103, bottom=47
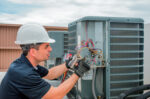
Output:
left=74, top=59, right=90, bottom=77
left=66, top=55, right=78, bottom=69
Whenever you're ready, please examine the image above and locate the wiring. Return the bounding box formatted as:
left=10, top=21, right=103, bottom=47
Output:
left=76, top=39, right=103, bottom=65
left=62, top=33, right=104, bottom=99
left=61, top=71, right=67, bottom=83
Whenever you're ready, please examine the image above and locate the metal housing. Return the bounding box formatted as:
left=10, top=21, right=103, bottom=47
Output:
left=68, top=16, right=144, bottom=99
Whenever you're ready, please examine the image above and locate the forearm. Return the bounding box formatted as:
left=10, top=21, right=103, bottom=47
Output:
left=43, top=60, right=90, bottom=99
left=45, top=63, right=68, bottom=80
left=55, top=74, right=79, bottom=98
left=43, top=73, right=79, bottom=99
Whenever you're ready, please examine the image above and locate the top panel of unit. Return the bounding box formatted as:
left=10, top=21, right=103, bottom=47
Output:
left=48, top=31, right=68, bottom=34
left=68, top=16, right=144, bottom=26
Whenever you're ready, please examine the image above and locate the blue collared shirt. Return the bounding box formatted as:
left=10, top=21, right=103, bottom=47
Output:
left=0, top=54, right=50, bottom=99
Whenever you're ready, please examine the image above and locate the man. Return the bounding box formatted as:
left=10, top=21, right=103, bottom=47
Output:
left=0, top=23, right=90, bottom=99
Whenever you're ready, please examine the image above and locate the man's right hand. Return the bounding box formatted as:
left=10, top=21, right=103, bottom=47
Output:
left=66, top=55, right=78, bottom=69
left=74, top=59, right=90, bottom=77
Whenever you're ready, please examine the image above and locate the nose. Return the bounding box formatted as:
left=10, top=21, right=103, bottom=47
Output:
left=48, top=45, right=52, bottom=52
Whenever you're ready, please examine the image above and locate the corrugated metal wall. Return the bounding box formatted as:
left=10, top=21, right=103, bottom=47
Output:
left=0, top=24, right=67, bottom=71
left=0, top=49, right=21, bottom=70
left=0, top=26, right=20, bottom=71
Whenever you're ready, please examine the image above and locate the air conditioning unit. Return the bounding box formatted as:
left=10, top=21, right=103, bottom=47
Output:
left=47, top=31, right=69, bottom=68
left=67, top=16, right=144, bottom=99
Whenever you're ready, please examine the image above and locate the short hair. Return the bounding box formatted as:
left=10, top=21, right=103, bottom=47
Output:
left=20, top=43, right=42, bottom=56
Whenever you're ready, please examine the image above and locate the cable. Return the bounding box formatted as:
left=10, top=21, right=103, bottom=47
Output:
left=61, top=71, right=68, bottom=83
left=136, top=91, right=150, bottom=99
left=92, top=66, right=97, bottom=99
left=118, top=84, right=150, bottom=99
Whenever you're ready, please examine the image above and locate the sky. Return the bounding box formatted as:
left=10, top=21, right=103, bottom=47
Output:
left=0, top=0, right=150, bottom=26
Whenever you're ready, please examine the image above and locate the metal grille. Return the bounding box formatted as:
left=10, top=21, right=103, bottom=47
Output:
left=64, top=33, right=69, bottom=53
left=109, top=22, right=144, bottom=99
left=67, top=24, right=77, bottom=55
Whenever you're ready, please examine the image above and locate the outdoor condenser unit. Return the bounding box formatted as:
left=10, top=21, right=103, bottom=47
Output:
left=67, top=16, right=144, bottom=99
left=47, top=31, right=69, bottom=68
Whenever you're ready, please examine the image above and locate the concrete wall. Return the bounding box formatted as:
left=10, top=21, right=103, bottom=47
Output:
left=0, top=72, right=6, bottom=84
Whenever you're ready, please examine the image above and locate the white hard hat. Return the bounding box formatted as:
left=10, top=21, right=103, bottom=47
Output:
left=15, top=23, right=55, bottom=44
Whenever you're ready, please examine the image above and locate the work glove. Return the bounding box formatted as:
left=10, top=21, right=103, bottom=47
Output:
left=74, top=59, right=90, bottom=77
left=66, top=55, right=78, bottom=69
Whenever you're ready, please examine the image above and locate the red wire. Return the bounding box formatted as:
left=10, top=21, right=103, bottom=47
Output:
left=61, top=71, right=67, bottom=83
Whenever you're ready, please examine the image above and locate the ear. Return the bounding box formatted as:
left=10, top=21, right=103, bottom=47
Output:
left=29, top=48, right=37, bottom=57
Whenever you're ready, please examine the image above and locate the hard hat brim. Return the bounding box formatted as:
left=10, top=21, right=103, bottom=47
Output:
left=15, top=38, right=55, bottom=44
left=48, top=38, right=55, bottom=43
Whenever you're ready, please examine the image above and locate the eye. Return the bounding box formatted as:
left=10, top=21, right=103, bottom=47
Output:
left=45, top=45, right=49, bottom=49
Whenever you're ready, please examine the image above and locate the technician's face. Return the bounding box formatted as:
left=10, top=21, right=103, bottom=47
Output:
left=34, top=43, right=52, bottom=62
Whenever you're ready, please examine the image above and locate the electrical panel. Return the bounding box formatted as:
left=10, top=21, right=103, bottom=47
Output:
left=67, top=16, right=144, bottom=99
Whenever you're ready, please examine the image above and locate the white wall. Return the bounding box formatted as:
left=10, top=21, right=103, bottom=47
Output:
left=0, top=72, right=6, bottom=84
left=144, top=23, right=150, bottom=84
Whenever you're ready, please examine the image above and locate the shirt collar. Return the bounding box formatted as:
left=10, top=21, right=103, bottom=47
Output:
left=20, top=54, right=34, bottom=67
left=20, top=54, right=39, bottom=70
